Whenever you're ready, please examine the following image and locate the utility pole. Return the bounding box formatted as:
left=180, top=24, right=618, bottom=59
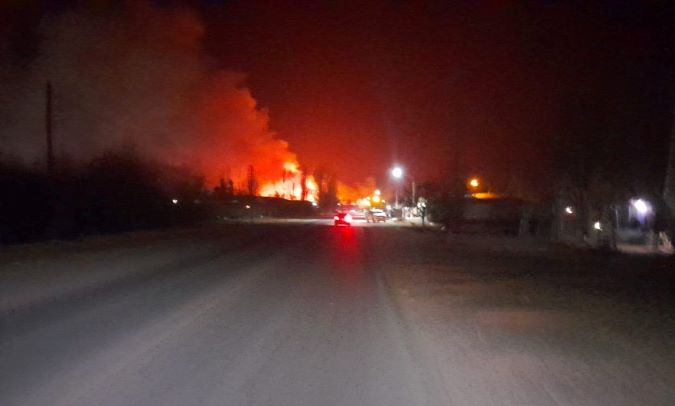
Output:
left=46, top=81, right=55, bottom=174
left=247, top=165, right=256, bottom=196
left=411, top=180, right=416, bottom=207
left=664, top=106, right=675, bottom=213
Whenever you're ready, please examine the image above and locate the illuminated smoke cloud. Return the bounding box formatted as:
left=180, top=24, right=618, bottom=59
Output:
left=0, top=2, right=298, bottom=188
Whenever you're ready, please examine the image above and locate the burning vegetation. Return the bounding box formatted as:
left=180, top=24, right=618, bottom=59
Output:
left=1, top=2, right=323, bottom=203
left=258, top=162, right=319, bottom=202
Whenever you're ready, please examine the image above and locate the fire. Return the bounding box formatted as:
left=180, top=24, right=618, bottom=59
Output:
left=283, top=162, right=299, bottom=173
left=258, top=162, right=319, bottom=202
left=337, top=177, right=377, bottom=203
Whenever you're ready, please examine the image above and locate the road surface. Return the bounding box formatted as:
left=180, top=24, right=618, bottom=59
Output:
left=1, top=221, right=674, bottom=405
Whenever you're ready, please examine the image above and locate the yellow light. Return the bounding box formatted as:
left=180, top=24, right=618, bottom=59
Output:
left=469, top=178, right=479, bottom=188
left=471, top=192, right=498, bottom=199
left=374, top=189, right=381, bottom=196
left=372, top=195, right=381, bottom=203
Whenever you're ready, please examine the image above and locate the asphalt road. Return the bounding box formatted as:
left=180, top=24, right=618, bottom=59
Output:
left=1, top=221, right=674, bottom=405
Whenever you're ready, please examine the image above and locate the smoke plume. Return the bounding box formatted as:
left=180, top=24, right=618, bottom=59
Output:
left=0, top=2, right=297, bottom=186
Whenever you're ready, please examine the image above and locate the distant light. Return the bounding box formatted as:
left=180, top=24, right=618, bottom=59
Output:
left=372, top=195, right=381, bottom=203
left=470, top=192, right=498, bottom=200
left=386, top=204, right=392, bottom=210
left=565, top=206, right=574, bottom=215
left=171, top=198, right=178, bottom=205
left=593, top=221, right=602, bottom=231
left=357, top=197, right=371, bottom=207
left=469, top=178, right=479, bottom=188
left=374, top=189, right=381, bottom=196
left=391, top=166, right=403, bottom=179
left=312, top=202, right=318, bottom=207
left=345, top=214, right=353, bottom=222
left=632, top=198, right=650, bottom=215
left=245, top=205, right=251, bottom=209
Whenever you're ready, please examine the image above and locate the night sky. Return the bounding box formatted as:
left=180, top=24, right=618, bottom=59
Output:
left=2, top=1, right=674, bottom=194
left=200, top=1, right=675, bottom=187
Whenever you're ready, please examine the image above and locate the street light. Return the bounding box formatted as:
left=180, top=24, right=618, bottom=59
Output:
left=469, top=177, right=479, bottom=188
left=391, top=166, right=403, bottom=179
left=631, top=198, right=651, bottom=215
left=390, top=166, right=404, bottom=208
left=390, top=166, right=403, bottom=207
left=389, top=165, right=415, bottom=210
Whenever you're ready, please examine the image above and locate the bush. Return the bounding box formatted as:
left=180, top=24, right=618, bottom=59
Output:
left=0, top=149, right=210, bottom=244
left=0, top=161, right=52, bottom=243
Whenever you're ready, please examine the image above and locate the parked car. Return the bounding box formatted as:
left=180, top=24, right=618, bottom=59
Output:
left=339, top=204, right=366, bottom=220
left=365, top=209, right=387, bottom=223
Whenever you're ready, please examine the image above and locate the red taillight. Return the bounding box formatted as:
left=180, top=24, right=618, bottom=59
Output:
left=345, top=214, right=352, bottom=222
left=334, top=216, right=339, bottom=220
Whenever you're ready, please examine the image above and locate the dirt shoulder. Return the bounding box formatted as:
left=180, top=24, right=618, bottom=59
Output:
left=379, top=229, right=675, bottom=405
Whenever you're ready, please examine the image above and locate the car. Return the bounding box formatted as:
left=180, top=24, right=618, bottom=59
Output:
left=339, top=204, right=366, bottom=220
left=365, top=209, right=387, bottom=223
left=334, top=212, right=352, bottom=226
left=348, top=209, right=366, bottom=220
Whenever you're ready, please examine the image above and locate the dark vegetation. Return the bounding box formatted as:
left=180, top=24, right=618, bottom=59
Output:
left=0, top=149, right=208, bottom=244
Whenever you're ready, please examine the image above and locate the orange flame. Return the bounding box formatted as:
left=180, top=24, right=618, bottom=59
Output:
left=258, top=162, right=318, bottom=202
left=283, top=162, right=299, bottom=173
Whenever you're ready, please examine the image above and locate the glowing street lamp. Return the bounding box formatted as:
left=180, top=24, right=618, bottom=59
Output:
left=632, top=198, right=651, bottom=215
left=390, top=166, right=403, bottom=208
left=390, top=165, right=416, bottom=209
left=391, top=166, right=403, bottom=179
left=469, top=177, right=480, bottom=188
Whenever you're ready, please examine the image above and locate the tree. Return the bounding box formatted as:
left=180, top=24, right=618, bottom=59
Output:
left=313, top=166, right=338, bottom=209
left=247, top=165, right=256, bottom=196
